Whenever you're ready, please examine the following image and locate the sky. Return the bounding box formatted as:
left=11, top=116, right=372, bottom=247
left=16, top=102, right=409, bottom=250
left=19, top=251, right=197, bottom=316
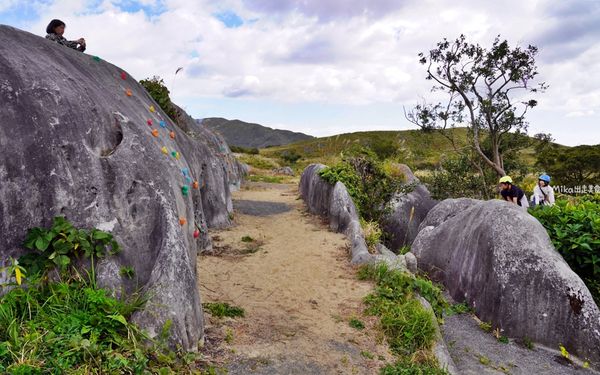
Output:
left=1, top=0, right=599, bottom=146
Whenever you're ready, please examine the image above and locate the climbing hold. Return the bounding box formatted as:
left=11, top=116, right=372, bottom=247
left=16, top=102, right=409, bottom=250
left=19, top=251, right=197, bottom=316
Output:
left=159, top=120, right=166, bottom=128
left=169, top=131, right=175, bottom=139
left=179, top=217, right=187, bottom=225
left=181, top=185, right=189, bottom=196
left=92, top=56, right=101, bottom=62
left=193, top=181, right=199, bottom=189
left=175, top=152, right=181, bottom=160
left=120, top=72, right=127, bottom=80
left=125, top=89, right=132, bottom=97
left=147, top=119, right=153, bottom=126
left=171, top=151, right=177, bottom=158
left=181, top=168, right=189, bottom=176
left=149, top=105, right=156, bottom=113
left=185, top=176, right=192, bottom=184
left=161, top=146, right=168, bottom=154
left=151, top=129, right=159, bottom=137
left=193, top=229, right=200, bottom=238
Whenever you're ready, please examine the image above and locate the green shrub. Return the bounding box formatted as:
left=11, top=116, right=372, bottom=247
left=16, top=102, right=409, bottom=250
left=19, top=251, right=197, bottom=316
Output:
left=139, top=76, right=178, bottom=122
left=281, top=150, right=302, bottom=164
left=203, top=302, right=245, bottom=318
left=380, top=358, right=449, bottom=375
left=319, top=146, right=410, bottom=222
left=349, top=318, right=365, bottom=330
left=529, top=199, right=600, bottom=303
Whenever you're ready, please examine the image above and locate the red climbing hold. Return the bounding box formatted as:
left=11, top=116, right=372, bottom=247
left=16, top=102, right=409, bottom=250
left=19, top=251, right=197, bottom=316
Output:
left=147, top=119, right=153, bottom=126
left=120, top=72, right=127, bottom=80
left=193, top=229, right=200, bottom=238
left=151, top=129, right=159, bottom=137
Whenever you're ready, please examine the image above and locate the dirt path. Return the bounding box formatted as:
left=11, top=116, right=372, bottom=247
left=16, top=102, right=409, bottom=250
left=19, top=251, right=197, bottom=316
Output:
left=197, top=183, right=394, bottom=374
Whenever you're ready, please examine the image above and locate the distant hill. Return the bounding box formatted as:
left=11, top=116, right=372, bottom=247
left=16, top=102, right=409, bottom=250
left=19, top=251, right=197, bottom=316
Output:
left=198, top=117, right=314, bottom=148
left=261, top=128, right=561, bottom=171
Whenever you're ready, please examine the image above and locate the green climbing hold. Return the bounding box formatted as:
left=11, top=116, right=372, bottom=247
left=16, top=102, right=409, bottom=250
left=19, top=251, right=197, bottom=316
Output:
left=171, top=151, right=177, bottom=158
left=181, top=185, right=189, bottom=196
left=92, top=56, right=101, bottom=62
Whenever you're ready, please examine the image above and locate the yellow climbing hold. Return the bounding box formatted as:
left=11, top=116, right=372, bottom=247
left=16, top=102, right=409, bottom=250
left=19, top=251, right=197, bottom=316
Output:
left=161, top=146, right=168, bottom=154
left=175, top=152, right=181, bottom=160
left=149, top=105, right=156, bottom=113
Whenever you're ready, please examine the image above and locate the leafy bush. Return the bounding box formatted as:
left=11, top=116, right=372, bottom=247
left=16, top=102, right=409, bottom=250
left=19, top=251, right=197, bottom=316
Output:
left=361, top=219, right=383, bottom=253
left=529, top=198, right=600, bottom=303
left=20, top=216, right=120, bottom=278
left=280, top=150, right=302, bottom=164
left=536, top=144, right=600, bottom=187
left=139, top=76, right=178, bottom=122
left=319, top=146, right=409, bottom=222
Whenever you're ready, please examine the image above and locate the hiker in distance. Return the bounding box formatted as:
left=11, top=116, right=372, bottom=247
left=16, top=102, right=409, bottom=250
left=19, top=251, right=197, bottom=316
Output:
left=531, top=174, right=555, bottom=207
left=499, top=176, right=529, bottom=209
left=45, top=19, right=86, bottom=52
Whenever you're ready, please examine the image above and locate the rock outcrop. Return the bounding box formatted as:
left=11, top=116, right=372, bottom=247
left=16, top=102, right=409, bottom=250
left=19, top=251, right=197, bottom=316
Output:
left=382, top=164, right=437, bottom=252
left=0, top=25, right=242, bottom=350
left=413, top=198, right=600, bottom=365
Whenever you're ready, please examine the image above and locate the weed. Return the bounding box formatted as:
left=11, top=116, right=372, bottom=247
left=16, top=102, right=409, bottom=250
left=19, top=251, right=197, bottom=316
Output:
left=478, top=322, right=492, bottom=333
left=361, top=219, right=382, bottom=253
left=203, top=302, right=245, bottom=318
left=224, top=328, right=234, bottom=344
left=478, top=355, right=491, bottom=366
left=520, top=336, right=534, bottom=350
left=349, top=318, right=365, bottom=330
left=397, top=245, right=411, bottom=255
left=380, top=358, right=449, bottom=375
left=360, top=351, right=374, bottom=360
left=246, top=174, right=284, bottom=183
left=498, top=336, right=509, bottom=344
left=120, top=266, right=135, bottom=279
left=444, top=302, right=472, bottom=316
left=241, top=235, right=254, bottom=242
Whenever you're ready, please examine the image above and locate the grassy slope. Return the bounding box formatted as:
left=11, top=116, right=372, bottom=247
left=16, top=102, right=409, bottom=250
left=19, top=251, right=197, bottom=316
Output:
left=261, top=128, right=552, bottom=172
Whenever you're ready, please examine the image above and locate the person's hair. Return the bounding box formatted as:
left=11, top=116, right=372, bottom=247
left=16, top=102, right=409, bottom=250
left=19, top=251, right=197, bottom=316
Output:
left=46, top=19, right=65, bottom=34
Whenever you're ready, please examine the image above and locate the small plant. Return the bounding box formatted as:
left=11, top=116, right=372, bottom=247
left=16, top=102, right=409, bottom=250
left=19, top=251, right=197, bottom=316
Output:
left=478, top=355, right=491, bottom=366
left=360, top=351, right=374, bottom=360
left=380, top=358, right=449, bottom=375
left=20, top=216, right=120, bottom=280
left=361, top=219, right=382, bottom=253
left=241, top=235, right=254, bottom=243
left=349, top=318, right=365, bottom=330
left=120, top=266, right=135, bottom=279
left=478, top=321, right=492, bottom=333
left=444, top=302, right=472, bottom=316
left=280, top=150, right=302, bottom=164
left=397, top=245, right=411, bottom=255
left=224, top=328, right=234, bottom=344
left=203, top=302, right=245, bottom=318
left=498, top=335, right=509, bottom=344
left=521, top=336, right=534, bottom=350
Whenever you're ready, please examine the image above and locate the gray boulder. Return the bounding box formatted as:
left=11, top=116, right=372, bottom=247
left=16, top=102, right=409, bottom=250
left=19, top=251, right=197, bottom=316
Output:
left=412, top=199, right=600, bottom=365
left=418, top=198, right=480, bottom=232
left=300, top=164, right=371, bottom=264
left=382, top=164, right=437, bottom=251
left=0, top=25, right=242, bottom=350
left=272, top=166, right=294, bottom=176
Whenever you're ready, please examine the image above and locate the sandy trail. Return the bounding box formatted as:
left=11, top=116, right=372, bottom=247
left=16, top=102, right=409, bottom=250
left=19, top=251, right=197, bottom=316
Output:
left=197, top=183, right=393, bottom=374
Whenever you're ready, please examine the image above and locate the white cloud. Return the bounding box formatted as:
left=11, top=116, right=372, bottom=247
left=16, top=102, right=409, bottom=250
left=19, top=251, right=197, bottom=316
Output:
left=9, top=0, right=600, bottom=145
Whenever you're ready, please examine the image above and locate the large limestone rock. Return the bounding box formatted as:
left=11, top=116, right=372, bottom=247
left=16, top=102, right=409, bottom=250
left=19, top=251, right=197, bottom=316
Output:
left=0, top=25, right=241, bottom=349
left=413, top=199, right=600, bottom=365
left=382, top=164, right=437, bottom=251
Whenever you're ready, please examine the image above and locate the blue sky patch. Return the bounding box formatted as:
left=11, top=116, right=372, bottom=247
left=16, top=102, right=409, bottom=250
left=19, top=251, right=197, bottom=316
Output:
left=214, top=10, right=243, bottom=28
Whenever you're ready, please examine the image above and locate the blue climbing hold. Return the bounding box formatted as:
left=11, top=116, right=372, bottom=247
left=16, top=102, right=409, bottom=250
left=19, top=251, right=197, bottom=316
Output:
left=159, top=120, right=166, bottom=128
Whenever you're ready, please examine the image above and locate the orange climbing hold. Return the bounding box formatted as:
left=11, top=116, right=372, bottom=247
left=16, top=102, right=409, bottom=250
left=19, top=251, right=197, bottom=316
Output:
left=179, top=217, right=187, bottom=225
left=125, top=89, right=132, bottom=96
left=169, top=131, right=175, bottom=139
left=193, top=181, right=199, bottom=189
left=152, top=129, right=159, bottom=137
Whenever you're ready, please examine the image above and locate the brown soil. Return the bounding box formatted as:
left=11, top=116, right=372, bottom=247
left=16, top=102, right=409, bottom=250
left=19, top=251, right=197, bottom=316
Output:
left=197, top=183, right=394, bottom=374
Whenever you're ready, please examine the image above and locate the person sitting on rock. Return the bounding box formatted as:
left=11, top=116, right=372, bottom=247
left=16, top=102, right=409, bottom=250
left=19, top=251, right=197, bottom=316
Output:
left=499, top=176, right=529, bottom=209
left=531, top=174, right=555, bottom=207
left=45, top=19, right=86, bottom=52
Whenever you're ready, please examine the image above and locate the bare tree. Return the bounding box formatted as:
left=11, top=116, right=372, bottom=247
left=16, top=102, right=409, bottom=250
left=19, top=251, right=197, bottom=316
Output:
left=406, top=35, right=547, bottom=176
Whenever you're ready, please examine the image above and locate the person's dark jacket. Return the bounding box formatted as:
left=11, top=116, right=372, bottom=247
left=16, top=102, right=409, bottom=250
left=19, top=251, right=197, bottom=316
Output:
left=45, top=33, right=86, bottom=52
